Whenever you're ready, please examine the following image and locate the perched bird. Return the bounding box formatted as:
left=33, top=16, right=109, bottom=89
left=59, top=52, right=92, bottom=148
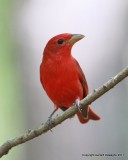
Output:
left=40, top=33, right=100, bottom=124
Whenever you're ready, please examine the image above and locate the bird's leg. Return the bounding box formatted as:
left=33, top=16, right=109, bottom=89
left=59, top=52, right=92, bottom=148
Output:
left=74, top=98, right=89, bottom=119
left=47, top=108, right=58, bottom=131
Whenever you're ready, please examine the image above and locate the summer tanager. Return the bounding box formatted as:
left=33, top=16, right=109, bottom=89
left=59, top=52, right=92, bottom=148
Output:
left=40, top=33, right=100, bottom=124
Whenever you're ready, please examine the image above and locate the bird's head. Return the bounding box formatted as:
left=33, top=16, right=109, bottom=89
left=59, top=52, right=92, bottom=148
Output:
left=43, top=33, right=85, bottom=58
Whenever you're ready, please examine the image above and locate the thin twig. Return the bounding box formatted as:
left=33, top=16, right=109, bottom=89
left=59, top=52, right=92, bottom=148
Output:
left=0, top=66, right=128, bottom=158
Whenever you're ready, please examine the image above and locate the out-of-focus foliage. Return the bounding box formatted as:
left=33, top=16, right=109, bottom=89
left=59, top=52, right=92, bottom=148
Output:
left=0, top=1, right=25, bottom=160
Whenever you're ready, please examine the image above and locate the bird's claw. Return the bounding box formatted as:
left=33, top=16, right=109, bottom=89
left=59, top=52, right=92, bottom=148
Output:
left=74, top=99, right=82, bottom=113
left=46, top=108, right=57, bottom=132
left=74, top=98, right=88, bottom=119
left=47, top=116, right=53, bottom=132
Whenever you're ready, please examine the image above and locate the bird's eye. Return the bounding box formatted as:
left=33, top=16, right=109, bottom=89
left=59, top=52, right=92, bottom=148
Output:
left=57, top=39, right=64, bottom=44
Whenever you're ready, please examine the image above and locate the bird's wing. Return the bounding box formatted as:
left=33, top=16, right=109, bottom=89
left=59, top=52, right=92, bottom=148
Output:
left=74, top=59, right=89, bottom=118
left=75, top=59, right=89, bottom=98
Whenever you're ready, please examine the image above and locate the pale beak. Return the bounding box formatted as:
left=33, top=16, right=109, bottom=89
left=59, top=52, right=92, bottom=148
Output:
left=68, top=34, right=85, bottom=44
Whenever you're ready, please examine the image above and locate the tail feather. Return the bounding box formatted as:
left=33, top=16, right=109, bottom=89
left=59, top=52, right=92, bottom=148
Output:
left=77, top=106, right=100, bottom=124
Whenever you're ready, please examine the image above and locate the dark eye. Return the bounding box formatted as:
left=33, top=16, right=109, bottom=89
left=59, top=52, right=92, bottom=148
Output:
left=57, top=39, right=64, bottom=44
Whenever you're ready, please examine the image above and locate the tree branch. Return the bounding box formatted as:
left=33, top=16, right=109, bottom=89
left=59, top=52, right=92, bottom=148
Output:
left=0, top=66, right=128, bottom=158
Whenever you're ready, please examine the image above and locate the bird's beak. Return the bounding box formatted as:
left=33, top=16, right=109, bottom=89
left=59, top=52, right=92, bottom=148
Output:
left=68, top=34, right=85, bottom=44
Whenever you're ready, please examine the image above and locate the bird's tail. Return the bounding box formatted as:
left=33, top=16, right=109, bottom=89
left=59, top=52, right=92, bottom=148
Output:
left=77, top=106, right=100, bottom=124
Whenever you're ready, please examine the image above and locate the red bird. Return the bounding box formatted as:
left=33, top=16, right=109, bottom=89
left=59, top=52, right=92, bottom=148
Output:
left=40, top=33, right=100, bottom=124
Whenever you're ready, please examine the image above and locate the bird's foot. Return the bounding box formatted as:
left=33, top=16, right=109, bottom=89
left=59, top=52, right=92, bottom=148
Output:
left=46, top=108, right=58, bottom=132
left=74, top=98, right=88, bottom=119
left=47, top=116, right=53, bottom=132
left=74, top=98, right=82, bottom=113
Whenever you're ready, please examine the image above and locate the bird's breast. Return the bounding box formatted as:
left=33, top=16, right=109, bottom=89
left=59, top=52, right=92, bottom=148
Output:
left=40, top=58, right=83, bottom=107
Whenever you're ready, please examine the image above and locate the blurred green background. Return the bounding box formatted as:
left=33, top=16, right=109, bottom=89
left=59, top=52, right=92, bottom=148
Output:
left=0, top=1, right=25, bottom=160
